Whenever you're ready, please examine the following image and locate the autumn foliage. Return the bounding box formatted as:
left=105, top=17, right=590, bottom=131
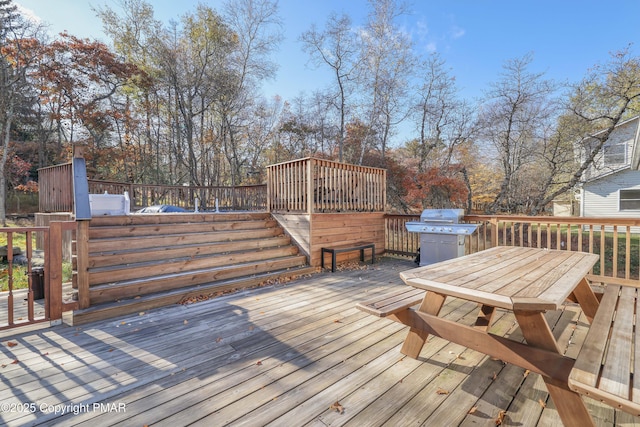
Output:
left=403, top=166, right=468, bottom=211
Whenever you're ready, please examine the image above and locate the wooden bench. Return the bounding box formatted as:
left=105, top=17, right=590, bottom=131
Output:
left=569, top=284, right=640, bottom=416
left=321, top=242, right=375, bottom=272
left=355, top=288, right=426, bottom=318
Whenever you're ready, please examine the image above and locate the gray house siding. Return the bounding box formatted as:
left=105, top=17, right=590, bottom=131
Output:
left=581, top=169, right=640, bottom=232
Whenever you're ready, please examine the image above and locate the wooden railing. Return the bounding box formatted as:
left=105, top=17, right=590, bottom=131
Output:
left=0, top=221, right=77, bottom=331
left=38, top=163, right=267, bottom=212
left=87, top=180, right=266, bottom=211
left=267, top=157, right=387, bottom=213
left=385, top=214, right=640, bottom=286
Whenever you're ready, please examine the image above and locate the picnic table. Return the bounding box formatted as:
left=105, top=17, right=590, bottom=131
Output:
left=357, top=246, right=601, bottom=427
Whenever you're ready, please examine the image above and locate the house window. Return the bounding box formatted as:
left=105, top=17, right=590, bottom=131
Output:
left=620, top=189, right=640, bottom=210
left=604, top=142, right=626, bottom=165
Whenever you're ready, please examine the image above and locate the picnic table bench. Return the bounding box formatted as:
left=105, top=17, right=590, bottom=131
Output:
left=321, top=242, right=375, bottom=272
left=569, top=283, right=640, bottom=416
left=356, top=246, right=640, bottom=426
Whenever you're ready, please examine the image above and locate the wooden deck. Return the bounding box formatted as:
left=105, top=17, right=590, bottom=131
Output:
left=1, top=257, right=638, bottom=426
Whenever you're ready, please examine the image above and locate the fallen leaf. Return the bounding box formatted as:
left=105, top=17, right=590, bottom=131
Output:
left=538, top=399, right=546, bottom=408
left=523, top=369, right=530, bottom=378
left=139, top=312, right=145, bottom=316
left=436, top=388, right=449, bottom=395
left=120, top=321, right=126, bottom=325
left=333, top=319, right=342, bottom=323
left=495, top=410, right=506, bottom=425
left=468, top=406, right=478, bottom=414
left=492, top=372, right=498, bottom=380
left=216, top=337, right=223, bottom=343
left=330, top=401, right=344, bottom=414
left=7, top=341, right=17, bottom=348
left=256, top=360, right=262, bottom=366
left=11, top=359, right=19, bottom=365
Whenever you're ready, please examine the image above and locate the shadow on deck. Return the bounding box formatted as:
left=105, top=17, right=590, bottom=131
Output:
left=0, top=257, right=637, bottom=426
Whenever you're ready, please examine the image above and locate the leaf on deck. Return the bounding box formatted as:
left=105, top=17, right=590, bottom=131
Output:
left=330, top=401, right=344, bottom=414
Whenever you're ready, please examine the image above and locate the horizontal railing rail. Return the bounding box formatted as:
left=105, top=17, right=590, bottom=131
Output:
left=385, top=213, right=640, bottom=286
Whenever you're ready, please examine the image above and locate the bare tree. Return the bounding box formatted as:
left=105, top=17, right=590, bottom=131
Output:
left=478, top=53, right=559, bottom=213
left=301, top=13, right=360, bottom=162
left=528, top=47, right=640, bottom=214
left=220, top=0, right=283, bottom=186
left=357, top=0, right=413, bottom=163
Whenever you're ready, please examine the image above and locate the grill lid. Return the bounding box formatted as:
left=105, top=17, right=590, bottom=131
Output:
left=406, top=208, right=478, bottom=235
left=419, top=208, right=464, bottom=223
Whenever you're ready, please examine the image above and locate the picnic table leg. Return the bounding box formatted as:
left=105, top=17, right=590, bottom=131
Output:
left=514, top=310, right=595, bottom=427
left=570, top=277, right=600, bottom=324
left=400, top=291, right=446, bottom=358
left=474, top=305, right=496, bottom=330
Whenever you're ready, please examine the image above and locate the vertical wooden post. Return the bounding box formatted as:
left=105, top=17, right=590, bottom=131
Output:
left=266, top=166, right=272, bottom=212
left=307, top=159, right=313, bottom=215
left=48, top=221, right=63, bottom=322
left=76, top=220, right=90, bottom=309
left=490, top=216, right=498, bottom=248
left=382, top=169, right=387, bottom=211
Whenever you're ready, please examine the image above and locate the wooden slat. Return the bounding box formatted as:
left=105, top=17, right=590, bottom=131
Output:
left=599, top=286, right=635, bottom=398
left=88, top=255, right=307, bottom=304
left=88, top=236, right=291, bottom=268
left=569, top=286, right=620, bottom=388
left=88, top=246, right=300, bottom=285
left=355, top=288, right=425, bottom=317
left=88, top=219, right=278, bottom=239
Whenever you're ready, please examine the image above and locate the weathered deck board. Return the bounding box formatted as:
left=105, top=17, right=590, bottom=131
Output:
left=1, top=257, right=638, bottom=427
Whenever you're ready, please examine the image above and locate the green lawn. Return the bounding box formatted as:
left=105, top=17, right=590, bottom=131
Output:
left=1, top=222, right=72, bottom=291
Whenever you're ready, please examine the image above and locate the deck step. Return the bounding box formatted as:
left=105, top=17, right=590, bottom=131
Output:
left=88, top=255, right=308, bottom=304
left=67, top=265, right=318, bottom=325
left=71, top=212, right=311, bottom=323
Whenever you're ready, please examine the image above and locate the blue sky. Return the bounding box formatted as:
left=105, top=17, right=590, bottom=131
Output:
left=14, top=0, right=640, bottom=104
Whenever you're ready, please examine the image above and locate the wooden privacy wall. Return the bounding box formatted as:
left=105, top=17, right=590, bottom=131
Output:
left=311, top=213, right=385, bottom=267
left=38, top=163, right=73, bottom=212
left=267, top=158, right=386, bottom=213
left=272, top=212, right=385, bottom=267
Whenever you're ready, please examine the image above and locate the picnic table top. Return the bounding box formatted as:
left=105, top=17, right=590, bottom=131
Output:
left=400, top=246, right=599, bottom=311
